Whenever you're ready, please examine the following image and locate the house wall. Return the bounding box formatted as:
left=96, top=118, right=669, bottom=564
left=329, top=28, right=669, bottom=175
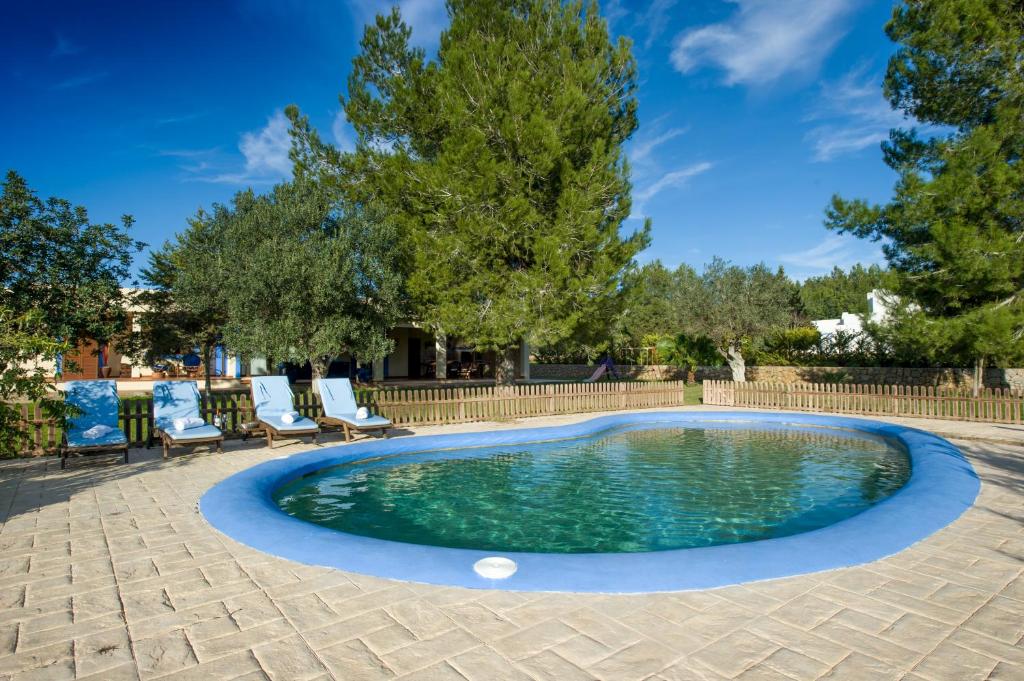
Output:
left=387, top=328, right=411, bottom=377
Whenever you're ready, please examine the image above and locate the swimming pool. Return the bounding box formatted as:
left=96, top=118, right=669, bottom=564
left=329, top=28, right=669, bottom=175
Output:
left=273, top=425, right=910, bottom=554
left=200, top=412, right=979, bottom=592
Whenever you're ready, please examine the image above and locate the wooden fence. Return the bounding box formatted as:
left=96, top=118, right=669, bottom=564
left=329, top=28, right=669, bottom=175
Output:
left=703, top=380, right=1024, bottom=424
left=13, top=380, right=687, bottom=455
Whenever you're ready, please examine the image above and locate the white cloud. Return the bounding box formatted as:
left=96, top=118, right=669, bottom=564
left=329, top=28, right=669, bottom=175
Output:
left=239, top=110, right=293, bottom=177
left=670, top=0, right=856, bottom=86
left=184, top=110, right=293, bottom=185
left=629, top=126, right=688, bottom=167
left=332, top=110, right=355, bottom=153
left=804, top=67, right=908, bottom=161
left=778, top=234, right=883, bottom=276
left=642, top=0, right=679, bottom=49
left=634, top=161, right=713, bottom=209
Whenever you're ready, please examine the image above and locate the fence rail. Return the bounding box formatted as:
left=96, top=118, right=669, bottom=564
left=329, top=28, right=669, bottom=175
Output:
left=703, top=380, right=1024, bottom=424
left=13, top=380, right=686, bottom=455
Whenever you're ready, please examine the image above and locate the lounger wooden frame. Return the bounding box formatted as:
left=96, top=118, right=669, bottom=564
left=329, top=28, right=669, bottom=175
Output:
left=317, top=416, right=389, bottom=443
left=60, top=436, right=129, bottom=469
left=155, top=428, right=224, bottom=458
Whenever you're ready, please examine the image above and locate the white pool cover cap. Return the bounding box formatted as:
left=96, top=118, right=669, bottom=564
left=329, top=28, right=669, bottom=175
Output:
left=473, top=556, right=517, bottom=579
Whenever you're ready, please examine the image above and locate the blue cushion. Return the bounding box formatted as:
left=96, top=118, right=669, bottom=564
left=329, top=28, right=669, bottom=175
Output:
left=64, top=380, right=127, bottom=448
left=163, top=424, right=223, bottom=442
left=332, top=414, right=392, bottom=429
left=251, top=376, right=298, bottom=419
left=260, top=414, right=318, bottom=432
left=153, top=380, right=202, bottom=428
left=65, top=427, right=127, bottom=449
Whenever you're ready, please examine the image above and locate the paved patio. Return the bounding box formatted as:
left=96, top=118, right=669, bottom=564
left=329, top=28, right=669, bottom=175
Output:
left=0, top=408, right=1021, bottom=680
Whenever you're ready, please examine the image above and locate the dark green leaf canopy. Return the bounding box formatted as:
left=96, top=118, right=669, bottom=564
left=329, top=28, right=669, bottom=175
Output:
left=827, top=0, right=1024, bottom=367
left=298, top=0, right=649, bottom=370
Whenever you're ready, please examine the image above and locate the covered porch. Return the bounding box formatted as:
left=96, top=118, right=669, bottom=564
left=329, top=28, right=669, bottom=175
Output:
left=373, top=324, right=531, bottom=382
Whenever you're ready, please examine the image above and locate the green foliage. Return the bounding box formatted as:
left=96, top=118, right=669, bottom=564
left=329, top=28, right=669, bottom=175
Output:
left=221, top=178, right=404, bottom=380
left=124, top=205, right=234, bottom=394
left=295, top=0, right=649, bottom=382
left=0, top=170, right=143, bottom=347
left=798, top=264, right=887, bottom=320
left=827, top=0, right=1024, bottom=371
left=685, top=258, right=796, bottom=380
left=614, top=261, right=688, bottom=347
left=654, top=334, right=719, bottom=374
left=0, top=171, right=141, bottom=453
left=755, top=327, right=822, bottom=365
left=0, top=309, right=73, bottom=456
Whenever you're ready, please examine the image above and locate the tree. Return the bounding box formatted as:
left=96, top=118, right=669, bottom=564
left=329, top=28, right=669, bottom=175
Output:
left=124, top=205, right=233, bottom=395
left=826, top=0, right=1024, bottom=393
left=294, top=1, right=649, bottom=384
left=221, top=178, right=404, bottom=384
left=0, top=171, right=142, bottom=453
left=686, top=258, right=795, bottom=381
left=0, top=309, right=71, bottom=456
left=0, top=170, right=143, bottom=353
left=614, top=261, right=682, bottom=347
left=798, top=264, right=886, bottom=320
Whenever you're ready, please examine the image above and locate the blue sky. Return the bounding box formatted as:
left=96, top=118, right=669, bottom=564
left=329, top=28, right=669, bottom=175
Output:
left=2, top=0, right=905, bottom=280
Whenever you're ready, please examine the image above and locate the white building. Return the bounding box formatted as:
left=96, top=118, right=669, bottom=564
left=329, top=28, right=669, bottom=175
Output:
left=812, top=289, right=894, bottom=338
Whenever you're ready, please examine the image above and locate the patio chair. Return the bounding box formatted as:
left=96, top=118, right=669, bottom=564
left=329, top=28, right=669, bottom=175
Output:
left=182, top=353, right=202, bottom=378
left=250, top=376, right=319, bottom=448
left=316, top=378, right=392, bottom=442
left=151, top=380, right=223, bottom=458
left=61, top=380, right=129, bottom=469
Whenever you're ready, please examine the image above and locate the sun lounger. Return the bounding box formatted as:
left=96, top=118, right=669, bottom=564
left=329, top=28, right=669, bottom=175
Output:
left=152, top=381, right=223, bottom=458
left=250, top=376, right=319, bottom=448
left=61, top=380, right=128, bottom=469
left=316, top=378, right=392, bottom=442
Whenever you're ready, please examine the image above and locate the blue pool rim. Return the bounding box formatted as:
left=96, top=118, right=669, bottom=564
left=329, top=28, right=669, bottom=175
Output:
left=199, top=411, right=979, bottom=593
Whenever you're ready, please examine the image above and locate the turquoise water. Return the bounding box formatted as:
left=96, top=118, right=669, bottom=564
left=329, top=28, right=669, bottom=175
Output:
left=273, top=425, right=911, bottom=554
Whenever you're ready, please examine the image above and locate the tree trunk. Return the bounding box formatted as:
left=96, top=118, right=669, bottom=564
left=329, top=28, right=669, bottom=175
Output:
left=201, top=343, right=214, bottom=397
left=972, top=355, right=985, bottom=398
left=494, top=348, right=517, bottom=386
left=724, top=343, right=746, bottom=382
left=310, top=355, right=330, bottom=394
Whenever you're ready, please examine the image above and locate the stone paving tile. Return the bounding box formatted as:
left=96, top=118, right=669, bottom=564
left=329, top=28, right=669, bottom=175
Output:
left=251, top=634, right=327, bottom=679
left=448, top=645, right=532, bottom=680
left=0, top=413, right=1021, bottom=680
left=587, top=639, right=677, bottom=680
left=317, top=638, right=395, bottom=680
left=689, top=630, right=778, bottom=678
left=380, top=627, right=479, bottom=675
left=518, top=649, right=596, bottom=681
left=909, top=640, right=999, bottom=680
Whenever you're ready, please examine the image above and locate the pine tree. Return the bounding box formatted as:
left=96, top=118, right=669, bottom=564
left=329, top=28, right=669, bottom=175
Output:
left=826, top=0, right=1024, bottom=391
left=294, top=0, right=649, bottom=384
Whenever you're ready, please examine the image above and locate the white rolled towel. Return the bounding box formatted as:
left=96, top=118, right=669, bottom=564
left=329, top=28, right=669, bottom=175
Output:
left=355, top=407, right=370, bottom=420
left=82, top=424, right=113, bottom=439
left=173, top=416, right=205, bottom=432
left=280, top=411, right=301, bottom=424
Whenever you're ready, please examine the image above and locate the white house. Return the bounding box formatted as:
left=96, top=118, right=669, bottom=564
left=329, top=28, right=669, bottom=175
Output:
left=812, top=289, right=895, bottom=338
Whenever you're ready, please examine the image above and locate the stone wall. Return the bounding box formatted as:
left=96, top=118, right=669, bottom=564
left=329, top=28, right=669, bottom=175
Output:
left=531, top=363, right=1024, bottom=391
left=529, top=364, right=689, bottom=381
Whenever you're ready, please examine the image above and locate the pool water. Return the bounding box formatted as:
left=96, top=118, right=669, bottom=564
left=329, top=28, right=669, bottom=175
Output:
left=273, top=425, right=911, bottom=554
